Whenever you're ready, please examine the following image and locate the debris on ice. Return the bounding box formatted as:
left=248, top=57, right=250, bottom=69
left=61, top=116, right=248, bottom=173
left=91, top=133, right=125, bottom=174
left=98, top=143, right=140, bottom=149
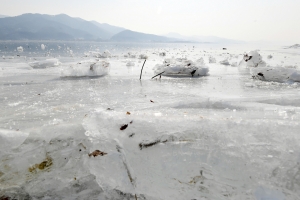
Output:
left=139, top=54, right=148, bottom=59
left=159, top=52, right=166, bottom=56
left=123, top=52, right=136, bottom=58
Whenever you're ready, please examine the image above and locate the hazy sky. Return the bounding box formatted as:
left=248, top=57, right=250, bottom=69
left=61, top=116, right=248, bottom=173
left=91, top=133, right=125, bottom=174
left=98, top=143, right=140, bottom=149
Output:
left=0, top=0, right=299, bottom=43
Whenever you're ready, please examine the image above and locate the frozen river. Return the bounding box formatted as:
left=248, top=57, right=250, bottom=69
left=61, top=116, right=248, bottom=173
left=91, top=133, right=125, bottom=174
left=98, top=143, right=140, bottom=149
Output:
left=0, top=41, right=300, bottom=199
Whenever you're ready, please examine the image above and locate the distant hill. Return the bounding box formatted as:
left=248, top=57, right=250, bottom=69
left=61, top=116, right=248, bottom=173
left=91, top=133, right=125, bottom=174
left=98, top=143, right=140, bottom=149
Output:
left=41, top=14, right=113, bottom=39
left=111, top=30, right=180, bottom=42
left=90, top=21, right=125, bottom=36
left=0, top=13, right=240, bottom=43
left=0, top=13, right=124, bottom=40
left=287, top=44, right=300, bottom=49
left=165, top=32, right=243, bottom=44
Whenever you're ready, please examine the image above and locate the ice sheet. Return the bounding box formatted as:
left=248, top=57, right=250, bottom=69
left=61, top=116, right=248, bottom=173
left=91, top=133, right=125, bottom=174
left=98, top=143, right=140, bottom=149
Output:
left=0, top=42, right=300, bottom=199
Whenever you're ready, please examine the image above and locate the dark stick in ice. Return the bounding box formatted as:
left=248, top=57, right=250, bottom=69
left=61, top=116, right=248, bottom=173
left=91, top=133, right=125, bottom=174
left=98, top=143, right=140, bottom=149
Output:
left=151, top=71, right=165, bottom=79
left=139, top=59, right=147, bottom=80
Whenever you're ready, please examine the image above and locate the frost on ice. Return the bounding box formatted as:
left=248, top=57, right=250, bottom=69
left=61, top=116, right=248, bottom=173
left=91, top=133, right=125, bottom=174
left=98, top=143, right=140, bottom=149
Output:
left=153, top=57, right=209, bottom=77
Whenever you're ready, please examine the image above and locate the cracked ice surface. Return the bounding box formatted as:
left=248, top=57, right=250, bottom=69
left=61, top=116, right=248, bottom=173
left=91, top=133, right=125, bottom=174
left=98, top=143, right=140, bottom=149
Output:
left=0, top=42, right=300, bottom=199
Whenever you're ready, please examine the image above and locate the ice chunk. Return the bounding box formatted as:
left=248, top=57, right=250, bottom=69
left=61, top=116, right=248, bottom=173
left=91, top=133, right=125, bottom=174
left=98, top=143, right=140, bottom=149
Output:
left=289, top=71, right=300, bottom=82
left=61, top=60, right=110, bottom=77
left=240, top=50, right=266, bottom=68
left=124, top=52, right=136, bottom=58
left=3, top=56, right=14, bottom=59
left=159, top=52, right=166, bottom=56
left=17, top=46, right=23, bottom=53
left=41, top=44, right=45, bottom=50
left=251, top=66, right=300, bottom=82
left=126, top=61, right=135, bottom=66
left=101, top=50, right=111, bottom=58
left=219, top=58, right=230, bottom=65
left=209, top=56, right=216, bottom=63
left=28, top=58, right=61, bottom=69
left=89, top=50, right=111, bottom=58
left=153, top=57, right=209, bottom=77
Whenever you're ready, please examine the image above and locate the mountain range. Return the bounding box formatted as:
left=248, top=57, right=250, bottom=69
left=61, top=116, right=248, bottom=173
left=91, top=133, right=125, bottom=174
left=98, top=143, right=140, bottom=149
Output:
left=165, top=32, right=243, bottom=44
left=0, top=13, right=240, bottom=43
